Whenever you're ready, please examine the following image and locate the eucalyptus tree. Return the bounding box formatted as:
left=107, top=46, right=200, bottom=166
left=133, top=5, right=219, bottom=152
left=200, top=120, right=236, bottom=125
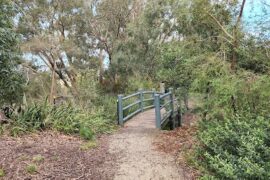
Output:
left=81, top=0, right=144, bottom=91
left=15, top=0, right=92, bottom=100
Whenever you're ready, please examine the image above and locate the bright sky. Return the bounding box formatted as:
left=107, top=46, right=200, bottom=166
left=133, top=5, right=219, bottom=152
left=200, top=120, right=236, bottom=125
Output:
left=243, top=0, right=270, bottom=38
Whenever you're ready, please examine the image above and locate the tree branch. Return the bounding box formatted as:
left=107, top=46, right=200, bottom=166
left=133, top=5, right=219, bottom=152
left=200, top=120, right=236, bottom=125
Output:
left=207, top=12, right=234, bottom=40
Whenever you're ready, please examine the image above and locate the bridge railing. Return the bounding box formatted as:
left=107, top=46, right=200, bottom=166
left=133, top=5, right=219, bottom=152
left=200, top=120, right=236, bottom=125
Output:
left=117, top=89, right=158, bottom=125
left=117, top=88, right=181, bottom=129
left=154, top=88, right=175, bottom=129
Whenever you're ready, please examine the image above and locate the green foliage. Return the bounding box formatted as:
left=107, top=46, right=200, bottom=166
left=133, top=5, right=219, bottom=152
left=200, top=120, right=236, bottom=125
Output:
left=80, top=140, right=97, bottom=151
left=2, top=0, right=269, bottom=178
left=198, top=114, right=270, bottom=179
left=0, top=168, right=4, bottom=177
left=32, top=155, right=44, bottom=163
left=92, top=94, right=118, bottom=123
left=79, top=126, right=94, bottom=140
left=193, top=58, right=270, bottom=179
left=11, top=102, right=48, bottom=135
left=0, top=125, right=3, bottom=135
left=24, top=72, right=51, bottom=103
left=25, top=164, right=37, bottom=174
left=0, top=0, right=24, bottom=105
left=9, top=101, right=115, bottom=140
left=48, top=105, right=81, bottom=134
left=126, top=77, right=156, bottom=93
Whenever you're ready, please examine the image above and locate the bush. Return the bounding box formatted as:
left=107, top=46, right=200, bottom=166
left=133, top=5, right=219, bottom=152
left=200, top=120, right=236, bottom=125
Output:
left=47, top=105, right=81, bottom=134
left=8, top=102, right=115, bottom=139
left=93, top=94, right=117, bottom=121
left=10, top=102, right=48, bottom=136
left=193, top=58, right=270, bottom=179
left=197, top=114, right=270, bottom=179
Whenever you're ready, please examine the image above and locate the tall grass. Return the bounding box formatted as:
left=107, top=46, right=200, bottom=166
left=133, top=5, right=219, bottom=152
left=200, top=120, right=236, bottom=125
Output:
left=8, top=100, right=116, bottom=140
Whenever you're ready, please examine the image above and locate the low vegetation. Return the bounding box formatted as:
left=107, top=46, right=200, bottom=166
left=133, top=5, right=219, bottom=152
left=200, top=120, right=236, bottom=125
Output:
left=0, top=168, right=5, bottom=177
left=3, top=101, right=116, bottom=140
left=25, top=164, right=37, bottom=174
left=80, top=140, right=98, bottom=151
left=32, top=155, right=44, bottom=163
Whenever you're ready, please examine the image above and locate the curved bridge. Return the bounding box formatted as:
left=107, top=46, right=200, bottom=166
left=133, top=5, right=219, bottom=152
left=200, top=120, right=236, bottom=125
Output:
left=117, top=89, right=182, bottom=129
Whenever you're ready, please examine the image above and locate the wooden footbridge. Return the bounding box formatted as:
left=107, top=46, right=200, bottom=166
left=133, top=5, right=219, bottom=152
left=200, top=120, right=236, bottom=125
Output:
left=117, top=89, right=182, bottom=129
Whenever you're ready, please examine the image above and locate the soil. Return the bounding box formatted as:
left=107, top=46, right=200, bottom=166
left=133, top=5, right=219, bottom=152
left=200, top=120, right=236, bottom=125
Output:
left=0, top=132, right=118, bottom=180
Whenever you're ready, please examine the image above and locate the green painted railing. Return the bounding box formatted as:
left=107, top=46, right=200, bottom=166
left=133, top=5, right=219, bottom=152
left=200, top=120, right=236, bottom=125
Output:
left=117, top=88, right=181, bottom=129
left=117, top=89, right=157, bottom=125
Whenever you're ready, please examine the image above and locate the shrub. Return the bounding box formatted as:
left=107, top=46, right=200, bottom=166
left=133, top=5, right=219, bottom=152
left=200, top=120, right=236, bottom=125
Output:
left=10, top=102, right=49, bottom=136
left=7, top=102, right=115, bottom=140
left=193, top=57, right=270, bottom=179
left=47, top=105, right=81, bottom=134
left=93, top=94, right=117, bottom=121
left=197, top=114, right=270, bottom=179
left=79, top=126, right=94, bottom=140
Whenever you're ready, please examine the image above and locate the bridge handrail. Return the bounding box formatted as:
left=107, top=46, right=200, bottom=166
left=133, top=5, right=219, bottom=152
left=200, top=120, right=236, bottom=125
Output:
left=160, top=92, right=171, bottom=99
left=118, top=90, right=160, bottom=125
left=118, top=88, right=181, bottom=129
left=122, top=92, right=140, bottom=100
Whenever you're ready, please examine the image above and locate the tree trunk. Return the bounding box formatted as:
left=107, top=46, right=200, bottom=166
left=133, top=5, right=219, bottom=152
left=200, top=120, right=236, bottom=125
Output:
left=231, top=0, right=246, bottom=71
left=49, top=58, right=56, bottom=104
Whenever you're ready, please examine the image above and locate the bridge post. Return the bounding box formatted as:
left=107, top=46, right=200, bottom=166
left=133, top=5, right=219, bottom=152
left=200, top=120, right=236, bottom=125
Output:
left=169, top=88, right=174, bottom=115
left=169, top=88, right=175, bottom=129
left=118, top=95, right=124, bottom=126
left=139, top=88, right=144, bottom=112
left=152, top=88, right=156, bottom=105
left=154, top=94, right=161, bottom=129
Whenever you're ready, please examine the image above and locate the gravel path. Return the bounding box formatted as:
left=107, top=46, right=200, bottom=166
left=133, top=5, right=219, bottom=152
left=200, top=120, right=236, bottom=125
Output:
left=109, top=109, right=185, bottom=180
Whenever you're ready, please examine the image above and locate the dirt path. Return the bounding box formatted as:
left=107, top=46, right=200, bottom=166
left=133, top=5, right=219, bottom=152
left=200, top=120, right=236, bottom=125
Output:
left=109, top=109, right=185, bottom=180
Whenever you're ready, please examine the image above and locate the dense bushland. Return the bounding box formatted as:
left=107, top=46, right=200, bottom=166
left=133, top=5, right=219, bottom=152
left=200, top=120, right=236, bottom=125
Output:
left=191, top=57, right=270, bottom=179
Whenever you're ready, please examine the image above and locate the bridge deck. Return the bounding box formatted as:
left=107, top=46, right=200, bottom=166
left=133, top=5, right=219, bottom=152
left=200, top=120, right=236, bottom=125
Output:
left=124, top=109, right=156, bottom=129
left=124, top=108, right=167, bottom=129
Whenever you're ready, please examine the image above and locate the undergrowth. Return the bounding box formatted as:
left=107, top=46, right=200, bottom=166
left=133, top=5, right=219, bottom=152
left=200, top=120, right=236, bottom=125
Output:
left=192, top=58, right=270, bottom=179
left=4, top=100, right=116, bottom=140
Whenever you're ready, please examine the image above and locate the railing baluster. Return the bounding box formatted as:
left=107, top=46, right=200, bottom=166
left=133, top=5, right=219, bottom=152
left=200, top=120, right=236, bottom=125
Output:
left=139, top=88, right=144, bottom=112
left=154, top=94, right=161, bottom=129
left=169, top=88, right=174, bottom=116
left=169, top=88, right=175, bottom=129
left=118, top=95, right=124, bottom=126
